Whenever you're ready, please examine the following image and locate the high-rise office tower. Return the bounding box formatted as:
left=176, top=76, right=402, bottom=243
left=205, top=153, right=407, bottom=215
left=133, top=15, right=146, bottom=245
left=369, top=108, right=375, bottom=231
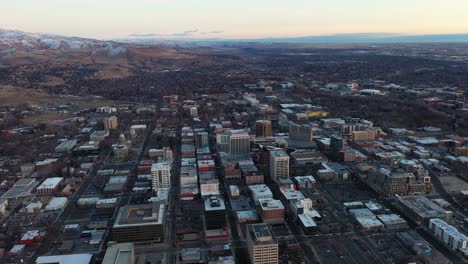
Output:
left=104, top=116, right=118, bottom=130
left=216, top=130, right=250, bottom=156
left=330, top=135, right=343, bottom=161
left=270, top=151, right=289, bottom=181
left=229, top=131, right=250, bottom=156
left=289, top=123, right=313, bottom=142
left=151, top=162, right=171, bottom=189
left=255, top=120, right=273, bottom=137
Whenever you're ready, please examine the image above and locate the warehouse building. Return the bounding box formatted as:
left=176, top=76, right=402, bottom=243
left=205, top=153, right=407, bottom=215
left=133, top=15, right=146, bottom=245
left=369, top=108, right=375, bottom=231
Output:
left=397, top=195, right=451, bottom=225
left=376, top=214, right=408, bottom=229
left=1, top=178, right=38, bottom=200
left=349, top=208, right=385, bottom=231
left=36, top=177, right=64, bottom=195
left=396, top=231, right=432, bottom=255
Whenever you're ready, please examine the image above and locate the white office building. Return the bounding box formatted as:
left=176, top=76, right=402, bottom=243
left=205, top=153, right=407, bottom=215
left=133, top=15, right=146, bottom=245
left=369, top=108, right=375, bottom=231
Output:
left=151, top=162, right=171, bottom=189
left=270, top=151, right=289, bottom=182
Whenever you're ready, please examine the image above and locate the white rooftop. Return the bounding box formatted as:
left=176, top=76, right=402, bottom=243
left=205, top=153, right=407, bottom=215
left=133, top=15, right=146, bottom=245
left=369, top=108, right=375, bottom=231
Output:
left=21, top=230, right=40, bottom=241
left=151, top=162, right=171, bottom=171
left=130, top=124, right=147, bottom=129
left=35, top=254, right=93, bottom=264
left=376, top=214, right=406, bottom=225
left=258, top=198, right=284, bottom=210
left=355, top=216, right=384, bottom=228
left=298, top=214, right=317, bottom=227
left=37, top=177, right=63, bottom=190
left=294, top=175, right=316, bottom=183
left=46, top=197, right=68, bottom=210
left=280, top=188, right=305, bottom=200
left=249, top=184, right=273, bottom=195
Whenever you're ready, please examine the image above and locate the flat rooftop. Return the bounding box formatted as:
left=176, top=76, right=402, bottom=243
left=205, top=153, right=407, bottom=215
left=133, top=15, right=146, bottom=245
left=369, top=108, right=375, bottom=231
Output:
left=113, top=203, right=164, bottom=228
left=248, top=223, right=277, bottom=245
left=294, top=175, right=316, bottom=183
left=1, top=178, right=38, bottom=199
left=249, top=184, right=273, bottom=195
left=398, top=195, right=448, bottom=219
left=270, top=150, right=289, bottom=158
left=35, top=253, right=93, bottom=264
left=151, top=162, right=171, bottom=171
left=102, top=242, right=134, bottom=264
left=37, top=177, right=63, bottom=189
left=355, top=216, right=384, bottom=228
left=298, top=214, right=317, bottom=227
left=258, top=198, right=284, bottom=210
left=377, top=214, right=407, bottom=225
left=204, top=197, right=226, bottom=211
left=280, top=188, right=305, bottom=200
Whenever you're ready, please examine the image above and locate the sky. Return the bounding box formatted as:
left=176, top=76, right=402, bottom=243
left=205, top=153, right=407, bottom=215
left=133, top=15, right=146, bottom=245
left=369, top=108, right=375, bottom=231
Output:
left=1, top=0, right=468, bottom=40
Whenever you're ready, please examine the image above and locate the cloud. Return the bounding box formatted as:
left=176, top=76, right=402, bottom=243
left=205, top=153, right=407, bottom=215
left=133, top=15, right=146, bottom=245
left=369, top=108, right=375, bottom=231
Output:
left=128, top=29, right=223, bottom=38
left=199, top=30, right=224, bottom=35
left=128, top=33, right=163, bottom=37
left=171, top=29, right=198, bottom=37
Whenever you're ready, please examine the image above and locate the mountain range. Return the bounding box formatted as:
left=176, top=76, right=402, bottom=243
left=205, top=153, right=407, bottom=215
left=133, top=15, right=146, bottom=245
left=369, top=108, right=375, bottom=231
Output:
left=0, top=29, right=127, bottom=55
left=2, top=29, right=468, bottom=54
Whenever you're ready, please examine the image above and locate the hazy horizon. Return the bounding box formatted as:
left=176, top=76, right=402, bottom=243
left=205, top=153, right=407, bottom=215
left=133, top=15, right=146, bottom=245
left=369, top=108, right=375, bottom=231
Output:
left=1, top=0, right=468, bottom=40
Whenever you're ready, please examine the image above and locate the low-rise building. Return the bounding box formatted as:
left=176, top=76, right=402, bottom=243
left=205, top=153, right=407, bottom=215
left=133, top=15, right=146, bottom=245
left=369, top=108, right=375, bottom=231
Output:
left=1, top=178, right=38, bottom=200
left=298, top=214, right=318, bottom=234
left=35, top=253, right=93, bottom=264
left=396, top=231, right=432, bottom=255
left=90, top=130, right=110, bottom=142
left=102, top=242, right=135, bottom=264
left=37, top=177, right=64, bottom=195
left=249, top=184, right=273, bottom=204
left=376, top=214, right=408, bottom=229
left=397, top=195, right=451, bottom=225
left=293, top=175, right=316, bottom=190
left=258, top=198, right=284, bottom=224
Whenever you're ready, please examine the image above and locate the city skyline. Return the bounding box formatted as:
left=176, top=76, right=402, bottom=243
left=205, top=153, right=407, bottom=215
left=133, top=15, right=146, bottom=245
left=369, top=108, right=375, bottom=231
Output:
left=1, top=0, right=468, bottom=39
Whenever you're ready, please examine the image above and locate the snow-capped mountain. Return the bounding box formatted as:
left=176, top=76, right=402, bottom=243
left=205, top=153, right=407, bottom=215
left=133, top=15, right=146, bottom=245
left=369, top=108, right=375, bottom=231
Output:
left=0, top=29, right=127, bottom=56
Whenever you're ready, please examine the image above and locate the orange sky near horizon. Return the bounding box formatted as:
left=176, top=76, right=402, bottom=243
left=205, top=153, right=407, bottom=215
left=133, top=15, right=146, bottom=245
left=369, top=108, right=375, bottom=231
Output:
left=1, top=0, right=468, bottom=39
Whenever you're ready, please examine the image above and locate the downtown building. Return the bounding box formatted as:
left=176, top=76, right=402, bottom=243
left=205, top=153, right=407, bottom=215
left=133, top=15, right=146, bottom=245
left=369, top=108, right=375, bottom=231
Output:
left=247, top=223, right=279, bottom=264
left=269, top=151, right=290, bottom=182
left=288, top=123, right=313, bottom=142
left=255, top=120, right=273, bottom=137
left=112, top=203, right=165, bottom=243
left=151, top=162, right=171, bottom=189
left=258, top=198, right=285, bottom=224
left=104, top=116, right=118, bottom=130
left=204, top=197, right=227, bottom=230
left=429, top=219, right=468, bottom=253
left=365, top=167, right=428, bottom=197
left=217, top=130, right=251, bottom=156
